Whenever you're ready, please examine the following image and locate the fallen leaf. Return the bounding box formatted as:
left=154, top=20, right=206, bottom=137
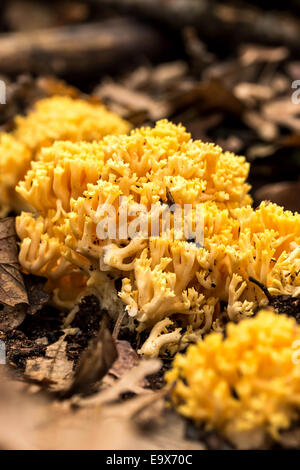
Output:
left=263, top=98, right=300, bottom=133
left=0, top=304, right=27, bottom=330
left=151, top=61, right=188, bottom=86
left=0, top=358, right=202, bottom=451
left=247, top=143, right=279, bottom=160
left=66, top=316, right=118, bottom=396
left=24, top=334, right=74, bottom=391
left=78, top=359, right=161, bottom=408
left=243, top=110, right=278, bottom=141
left=95, top=80, right=170, bottom=120
left=109, top=340, right=140, bottom=380
left=0, top=218, right=28, bottom=308
left=23, top=274, right=50, bottom=315
left=170, top=79, right=245, bottom=116
left=234, top=82, right=274, bottom=106
left=239, top=45, right=289, bottom=66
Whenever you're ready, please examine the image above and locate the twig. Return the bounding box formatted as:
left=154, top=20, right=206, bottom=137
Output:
left=0, top=17, right=170, bottom=76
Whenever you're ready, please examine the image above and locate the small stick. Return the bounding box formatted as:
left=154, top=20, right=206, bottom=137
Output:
left=112, top=310, right=126, bottom=340
left=248, top=276, right=273, bottom=302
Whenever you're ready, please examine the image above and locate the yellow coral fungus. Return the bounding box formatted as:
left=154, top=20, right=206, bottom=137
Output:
left=0, top=134, right=31, bottom=216
left=165, top=310, right=300, bottom=449
left=0, top=96, right=130, bottom=216
left=14, top=96, right=130, bottom=153
left=117, top=200, right=300, bottom=355
left=16, top=120, right=251, bottom=316
left=15, top=119, right=300, bottom=356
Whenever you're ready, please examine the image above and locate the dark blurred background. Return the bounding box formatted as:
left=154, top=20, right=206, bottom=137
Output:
left=0, top=0, right=300, bottom=210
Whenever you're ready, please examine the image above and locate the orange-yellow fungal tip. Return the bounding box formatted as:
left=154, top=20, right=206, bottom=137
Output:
left=166, top=310, right=300, bottom=449
left=0, top=96, right=131, bottom=216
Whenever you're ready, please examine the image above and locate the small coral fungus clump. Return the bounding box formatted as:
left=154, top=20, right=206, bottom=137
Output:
left=0, top=96, right=130, bottom=216
left=0, top=134, right=31, bottom=217
left=166, top=310, right=300, bottom=449
left=15, top=119, right=300, bottom=355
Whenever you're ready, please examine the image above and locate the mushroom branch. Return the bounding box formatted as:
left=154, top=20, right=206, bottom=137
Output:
left=14, top=117, right=300, bottom=357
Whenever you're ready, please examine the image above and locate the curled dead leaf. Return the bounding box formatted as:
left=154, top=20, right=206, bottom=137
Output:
left=66, top=316, right=118, bottom=396
left=0, top=218, right=27, bottom=308
left=22, top=275, right=51, bottom=315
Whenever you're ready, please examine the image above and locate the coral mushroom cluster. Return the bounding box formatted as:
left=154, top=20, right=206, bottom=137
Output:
left=165, top=310, right=300, bottom=449
left=0, top=96, right=131, bottom=216
left=16, top=121, right=250, bottom=322
left=15, top=119, right=300, bottom=355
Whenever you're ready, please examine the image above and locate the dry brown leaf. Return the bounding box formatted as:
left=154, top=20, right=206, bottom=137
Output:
left=66, top=317, right=118, bottom=396
left=243, top=110, right=279, bottom=141
left=0, top=304, right=27, bottom=330
left=102, top=340, right=141, bottom=389
left=110, top=340, right=140, bottom=379
left=78, top=359, right=162, bottom=408
left=171, top=79, right=245, bottom=116
left=0, top=358, right=203, bottom=450
left=247, top=143, right=279, bottom=160
left=23, top=274, right=50, bottom=315
left=263, top=98, right=300, bottom=132
left=0, top=218, right=27, bottom=308
left=239, top=45, right=289, bottom=66
left=0, top=218, right=29, bottom=329
left=24, top=334, right=74, bottom=391
left=0, top=220, right=49, bottom=329
left=151, top=61, right=188, bottom=86
left=95, top=81, right=170, bottom=120
left=234, top=82, right=274, bottom=105
left=49, top=358, right=202, bottom=450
